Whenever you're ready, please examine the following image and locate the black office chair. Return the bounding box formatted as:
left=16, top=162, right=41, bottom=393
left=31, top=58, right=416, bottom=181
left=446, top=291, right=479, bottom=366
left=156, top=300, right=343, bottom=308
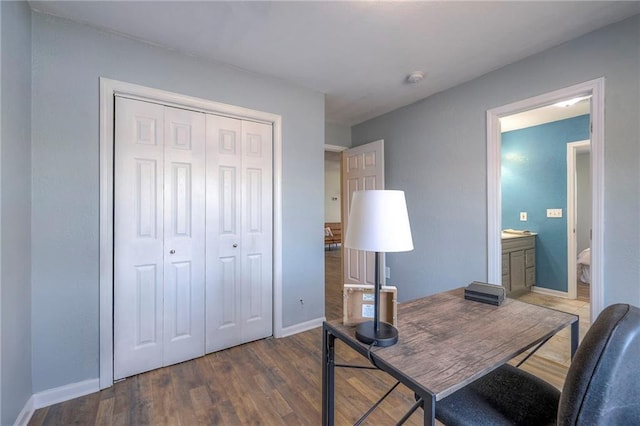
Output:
left=435, top=303, right=640, bottom=425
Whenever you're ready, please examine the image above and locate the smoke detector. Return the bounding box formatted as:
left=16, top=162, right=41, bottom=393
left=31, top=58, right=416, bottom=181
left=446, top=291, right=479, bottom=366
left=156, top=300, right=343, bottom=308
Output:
left=406, top=71, right=425, bottom=84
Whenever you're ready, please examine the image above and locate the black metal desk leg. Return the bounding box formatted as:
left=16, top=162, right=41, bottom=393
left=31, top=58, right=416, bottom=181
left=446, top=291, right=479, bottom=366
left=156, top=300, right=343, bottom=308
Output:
left=322, top=324, right=336, bottom=426
left=571, top=320, right=579, bottom=359
left=419, top=392, right=435, bottom=426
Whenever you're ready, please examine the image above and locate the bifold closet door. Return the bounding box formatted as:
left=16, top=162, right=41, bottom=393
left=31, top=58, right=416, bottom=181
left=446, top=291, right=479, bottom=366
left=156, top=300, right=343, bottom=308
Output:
left=114, top=97, right=205, bottom=380
left=205, top=115, right=273, bottom=353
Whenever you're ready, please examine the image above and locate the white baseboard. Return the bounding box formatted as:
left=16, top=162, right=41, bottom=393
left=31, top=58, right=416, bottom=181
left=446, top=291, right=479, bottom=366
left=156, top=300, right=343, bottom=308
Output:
left=13, top=378, right=100, bottom=426
left=277, top=316, right=325, bottom=338
left=531, top=286, right=569, bottom=298
left=13, top=396, right=34, bottom=426
left=33, top=378, right=100, bottom=409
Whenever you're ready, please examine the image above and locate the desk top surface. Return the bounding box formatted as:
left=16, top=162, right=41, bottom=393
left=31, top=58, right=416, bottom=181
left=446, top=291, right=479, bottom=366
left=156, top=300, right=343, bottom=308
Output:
left=325, top=288, right=577, bottom=400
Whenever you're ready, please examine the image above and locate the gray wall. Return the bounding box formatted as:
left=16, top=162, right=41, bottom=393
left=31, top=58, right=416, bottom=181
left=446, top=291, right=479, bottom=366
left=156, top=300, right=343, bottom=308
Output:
left=31, top=12, right=324, bottom=393
left=1, top=1, right=33, bottom=424
left=325, top=121, right=351, bottom=148
left=352, top=15, right=640, bottom=305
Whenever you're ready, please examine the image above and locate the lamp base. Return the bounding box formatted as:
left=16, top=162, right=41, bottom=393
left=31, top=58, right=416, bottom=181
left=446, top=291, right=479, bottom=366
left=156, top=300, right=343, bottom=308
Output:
left=355, top=321, right=398, bottom=347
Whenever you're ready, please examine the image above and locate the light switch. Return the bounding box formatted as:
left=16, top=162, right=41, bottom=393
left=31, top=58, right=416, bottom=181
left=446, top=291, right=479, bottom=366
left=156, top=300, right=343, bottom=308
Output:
left=520, top=212, right=527, bottom=221
left=547, top=208, right=563, bottom=218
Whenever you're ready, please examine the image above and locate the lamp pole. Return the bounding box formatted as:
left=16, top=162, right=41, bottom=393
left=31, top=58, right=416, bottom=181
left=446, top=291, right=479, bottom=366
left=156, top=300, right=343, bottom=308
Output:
left=374, top=251, right=381, bottom=334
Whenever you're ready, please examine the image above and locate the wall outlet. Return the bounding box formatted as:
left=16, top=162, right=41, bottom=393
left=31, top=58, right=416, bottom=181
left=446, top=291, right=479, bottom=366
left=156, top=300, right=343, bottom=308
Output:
left=547, top=208, right=563, bottom=218
left=520, top=212, right=528, bottom=221
left=385, top=267, right=391, bottom=279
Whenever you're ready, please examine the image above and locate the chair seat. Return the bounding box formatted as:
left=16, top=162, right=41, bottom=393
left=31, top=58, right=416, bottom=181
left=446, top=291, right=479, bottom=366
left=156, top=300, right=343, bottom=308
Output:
left=436, top=364, right=560, bottom=426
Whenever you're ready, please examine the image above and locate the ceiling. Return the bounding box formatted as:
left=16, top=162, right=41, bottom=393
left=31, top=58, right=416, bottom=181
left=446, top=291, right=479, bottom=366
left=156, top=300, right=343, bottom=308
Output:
left=29, top=1, right=640, bottom=126
left=501, top=98, right=591, bottom=132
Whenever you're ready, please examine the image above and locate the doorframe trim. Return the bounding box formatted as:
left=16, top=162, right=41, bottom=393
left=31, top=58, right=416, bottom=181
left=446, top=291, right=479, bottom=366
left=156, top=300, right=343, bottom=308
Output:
left=567, top=140, right=590, bottom=301
left=487, top=78, right=604, bottom=322
left=324, top=144, right=348, bottom=152
left=99, top=78, right=283, bottom=389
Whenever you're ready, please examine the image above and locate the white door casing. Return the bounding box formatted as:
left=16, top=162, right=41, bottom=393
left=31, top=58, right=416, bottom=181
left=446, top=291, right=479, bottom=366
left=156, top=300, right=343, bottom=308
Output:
left=113, top=98, right=206, bottom=380
left=487, top=78, right=604, bottom=321
left=342, top=140, right=384, bottom=286
left=100, top=78, right=283, bottom=389
left=205, top=115, right=273, bottom=353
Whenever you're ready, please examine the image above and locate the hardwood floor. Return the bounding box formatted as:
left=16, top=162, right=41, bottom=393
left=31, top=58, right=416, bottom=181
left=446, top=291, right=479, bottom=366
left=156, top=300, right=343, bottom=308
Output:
left=324, top=246, right=343, bottom=321
left=578, top=280, right=590, bottom=302
left=30, top=250, right=590, bottom=425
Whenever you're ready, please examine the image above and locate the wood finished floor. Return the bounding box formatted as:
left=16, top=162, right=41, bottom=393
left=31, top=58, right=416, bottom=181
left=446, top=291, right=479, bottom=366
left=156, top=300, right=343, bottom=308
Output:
left=30, top=247, right=590, bottom=425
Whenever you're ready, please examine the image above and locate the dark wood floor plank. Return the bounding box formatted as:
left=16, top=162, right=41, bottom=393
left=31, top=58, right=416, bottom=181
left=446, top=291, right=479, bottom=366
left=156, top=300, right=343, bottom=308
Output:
left=94, top=397, right=114, bottom=426
left=60, top=390, right=100, bottom=425
left=28, top=406, right=48, bottom=426
left=188, top=385, right=218, bottom=424
left=40, top=403, right=62, bottom=425
left=110, top=375, right=135, bottom=425
left=169, top=361, right=202, bottom=425
left=150, top=367, right=182, bottom=425
left=205, top=351, right=253, bottom=424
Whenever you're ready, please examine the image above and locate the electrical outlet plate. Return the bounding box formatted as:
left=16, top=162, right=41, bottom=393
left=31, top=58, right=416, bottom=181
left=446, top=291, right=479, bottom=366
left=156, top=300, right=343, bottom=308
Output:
left=520, top=212, right=527, bottom=221
left=547, top=208, right=563, bottom=218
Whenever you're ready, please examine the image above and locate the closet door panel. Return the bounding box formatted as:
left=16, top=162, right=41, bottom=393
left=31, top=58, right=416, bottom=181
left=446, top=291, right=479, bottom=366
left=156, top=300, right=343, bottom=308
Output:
left=206, top=115, right=244, bottom=353
left=241, top=121, right=273, bottom=342
left=163, top=106, right=206, bottom=365
left=114, top=97, right=165, bottom=380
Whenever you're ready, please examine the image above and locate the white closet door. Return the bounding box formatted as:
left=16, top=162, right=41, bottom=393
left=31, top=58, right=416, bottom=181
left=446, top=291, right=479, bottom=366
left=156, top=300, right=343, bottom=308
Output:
left=240, top=120, right=273, bottom=343
left=162, top=106, right=206, bottom=366
left=114, top=97, right=166, bottom=379
left=205, top=115, right=273, bottom=353
left=114, top=98, right=206, bottom=380
left=205, top=115, right=243, bottom=352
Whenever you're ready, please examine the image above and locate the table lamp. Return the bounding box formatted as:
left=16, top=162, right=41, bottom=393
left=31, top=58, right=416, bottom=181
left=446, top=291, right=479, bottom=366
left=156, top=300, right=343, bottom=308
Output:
left=344, top=190, right=413, bottom=347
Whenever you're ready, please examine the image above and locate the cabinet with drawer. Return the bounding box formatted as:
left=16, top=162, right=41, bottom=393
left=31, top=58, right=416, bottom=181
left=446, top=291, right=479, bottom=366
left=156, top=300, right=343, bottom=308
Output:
left=501, top=234, right=536, bottom=296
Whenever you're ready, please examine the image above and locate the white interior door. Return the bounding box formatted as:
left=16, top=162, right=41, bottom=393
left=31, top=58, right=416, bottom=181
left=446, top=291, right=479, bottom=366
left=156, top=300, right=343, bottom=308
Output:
left=205, top=115, right=273, bottom=353
left=342, top=140, right=384, bottom=286
left=114, top=97, right=205, bottom=380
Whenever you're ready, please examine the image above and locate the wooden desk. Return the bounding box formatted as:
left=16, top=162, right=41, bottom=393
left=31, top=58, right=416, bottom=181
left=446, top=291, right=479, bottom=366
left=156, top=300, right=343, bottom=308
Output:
left=322, top=288, right=578, bottom=425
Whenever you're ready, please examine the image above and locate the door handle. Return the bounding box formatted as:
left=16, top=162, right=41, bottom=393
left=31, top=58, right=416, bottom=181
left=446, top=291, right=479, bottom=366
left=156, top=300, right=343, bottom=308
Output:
left=232, top=243, right=238, bottom=248
left=169, top=249, right=176, bottom=254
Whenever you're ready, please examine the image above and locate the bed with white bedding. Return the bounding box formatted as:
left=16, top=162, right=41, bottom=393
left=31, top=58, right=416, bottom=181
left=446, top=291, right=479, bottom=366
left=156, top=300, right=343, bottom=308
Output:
left=577, top=248, right=591, bottom=284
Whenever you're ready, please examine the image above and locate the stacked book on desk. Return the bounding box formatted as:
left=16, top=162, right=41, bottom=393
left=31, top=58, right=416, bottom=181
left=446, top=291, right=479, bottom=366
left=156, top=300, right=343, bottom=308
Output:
left=464, top=281, right=505, bottom=306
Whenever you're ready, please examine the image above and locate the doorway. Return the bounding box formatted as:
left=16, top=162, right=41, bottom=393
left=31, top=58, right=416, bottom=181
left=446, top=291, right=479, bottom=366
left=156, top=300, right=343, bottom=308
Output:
left=323, top=140, right=385, bottom=321
left=487, top=78, right=604, bottom=322
left=500, top=102, right=590, bottom=302
left=567, top=140, right=591, bottom=303
left=324, top=144, right=345, bottom=321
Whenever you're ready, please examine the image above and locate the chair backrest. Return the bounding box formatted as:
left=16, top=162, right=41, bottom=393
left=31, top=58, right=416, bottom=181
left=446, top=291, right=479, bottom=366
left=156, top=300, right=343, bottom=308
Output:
left=558, top=303, right=640, bottom=425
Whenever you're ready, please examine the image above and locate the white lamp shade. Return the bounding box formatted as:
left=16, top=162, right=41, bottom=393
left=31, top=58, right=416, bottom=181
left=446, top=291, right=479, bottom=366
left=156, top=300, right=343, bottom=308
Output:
left=344, top=190, right=414, bottom=253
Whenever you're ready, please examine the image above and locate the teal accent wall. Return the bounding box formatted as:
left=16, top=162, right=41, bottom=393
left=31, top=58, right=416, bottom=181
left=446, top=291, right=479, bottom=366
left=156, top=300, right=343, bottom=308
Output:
left=502, top=114, right=590, bottom=292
